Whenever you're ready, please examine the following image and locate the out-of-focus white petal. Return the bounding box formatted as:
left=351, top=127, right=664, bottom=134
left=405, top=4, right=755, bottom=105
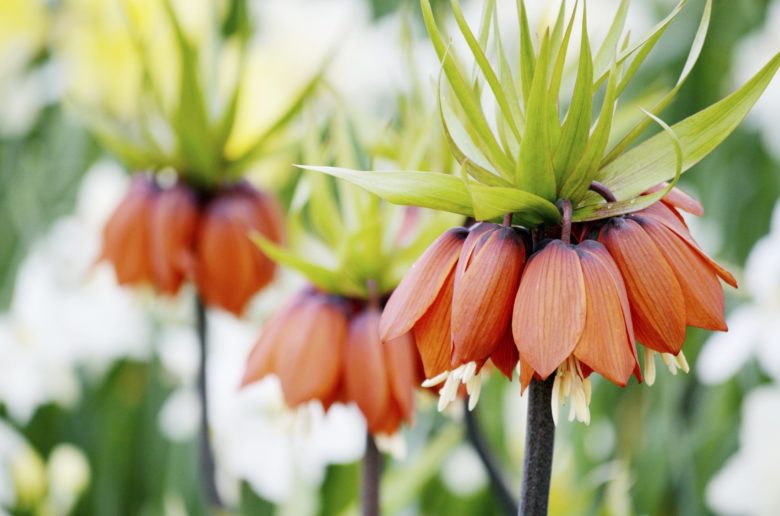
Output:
left=706, top=387, right=780, bottom=516
left=745, top=233, right=780, bottom=304
left=158, top=388, right=200, bottom=442
left=697, top=305, right=762, bottom=385
left=441, top=444, right=488, bottom=497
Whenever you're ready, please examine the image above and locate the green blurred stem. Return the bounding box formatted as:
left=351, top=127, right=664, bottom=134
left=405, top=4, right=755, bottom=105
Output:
left=518, top=377, right=556, bottom=516
left=463, top=399, right=517, bottom=515
left=362, top=433, right=382, bottom=516
left=195, top=295, right=224, bottom=510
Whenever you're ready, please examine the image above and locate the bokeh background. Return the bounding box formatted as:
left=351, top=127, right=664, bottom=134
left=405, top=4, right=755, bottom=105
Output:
left=0, top=0, right=779, bottom=514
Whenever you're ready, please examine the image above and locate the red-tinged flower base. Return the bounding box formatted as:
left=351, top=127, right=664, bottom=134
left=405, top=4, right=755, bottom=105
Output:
left=381, top=189, right=736, bottom=423
left=241, top=287, right=425, bottom=436
left=100, top=175, right=283, bottom=315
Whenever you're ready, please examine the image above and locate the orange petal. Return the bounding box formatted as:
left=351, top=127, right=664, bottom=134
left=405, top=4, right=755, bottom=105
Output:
left=512, top=240, right=586, bottom=379
left=489, top=326, right=519, bottom=379
left=383, top=332, right=418, bottom=422
left=275, top=295, right=347, bottom=406
left=574, top=241, right=636, bottom=386
left=519, top=361, right=535, bottom=393
left=638, top=203, right=737, bottom=288
left=101, top=176, right=158, bottom=285
left=241, top=294, right=304, bottom=387
left=344, top=308, right=389, bottom=432
left=380, top=227, right=467, bottom=340
left=413, top=268, right=456, bottom=378
left=599, top=218, right=686, bottom=354
left=150, top=182, right=198, bottom=295
left=451, top=226, right=526, bottom=365
left=637, top=216, right=727, bottom=331
left=646, top=183, right=704, bottom=216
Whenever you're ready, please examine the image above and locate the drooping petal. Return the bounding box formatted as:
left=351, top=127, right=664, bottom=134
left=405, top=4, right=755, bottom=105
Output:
left=101, top=175, right=158, bottom=285
left=451, top=226, right=526, bottom=366
left=574, top=242, right=636, bottom=386
left=275, top=295, right=347, bottom=406
left=599, top=218, right=686, bottom=354
left=380, top=227, right=467, bottom=341
left=638, top=203, right=737, bottom=288
left=646, top=183, right=704, bottom=216
left=345, top=308, right=389, bottom=432
left=149, top=182, right=198, bottom=294
left=454, top=222, right=495, bottom=284
left=519, top=361, right=535, bottom=393
left=383, top=332, right=418, bottom=422
left=241, top=294, right=305, bottom=387
left=638, top=216, right=727, bottom=331
left=413, top=269, right=456, bottom=378
left=489, top=326, right=519, bottom=379
left=512, top=240, right=587, bottom=379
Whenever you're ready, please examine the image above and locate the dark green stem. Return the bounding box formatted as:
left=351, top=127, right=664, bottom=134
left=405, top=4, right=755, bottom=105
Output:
left=518, top=377, right=556, bottom=516
left=195, top=295, right=224, bottom=510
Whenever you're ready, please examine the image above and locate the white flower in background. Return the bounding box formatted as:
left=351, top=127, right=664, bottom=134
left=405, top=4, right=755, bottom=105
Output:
left=698, top=202, right=780, bottom=384
left=706, top=387, right=780, bottom=516
left=44, top=444, right=91, bottom=515
left=441, top=444, right=488, bottom=497
left=733, top=0, right=780, bottom=160
left=0, top=161, right=151, bottom=424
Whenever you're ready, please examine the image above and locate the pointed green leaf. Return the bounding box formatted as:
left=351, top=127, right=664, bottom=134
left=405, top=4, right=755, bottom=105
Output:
left=603, top=0, right=711, bottom=164
left=492, top=10, right=525, bottom=129
left=574, top=110, right=681, bottom=221
left=467, top=183, right=561, bottom=225
left=549, top=1, right=578, bottom=118
left=251, top=232, right=356, bottom=295
left=517, top=0, right=536, bottom=102
left=421, top=0, right=514, bottom=178
left=593, top=0, right=629, bottom=79
left=297, top=165, right=474, bottom=216
left=591, top=52, right=780, bottom=202
left=516, top=31, right=556, bottom=200
left=450, top=0, right=521, bottom=142
left=561, top=55, right=620, bottom=201
left=554, top=5, right=592, bottom=185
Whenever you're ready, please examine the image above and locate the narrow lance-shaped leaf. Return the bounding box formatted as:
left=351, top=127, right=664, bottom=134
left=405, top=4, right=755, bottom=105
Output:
left=450, top=0, right=522, bottom=142
left=420, top=0, right=514, bottom=178
left=548, top=0, right=579, bottom=139
left=554, top=4, right=592, bottom=185
left=467, top=183, right=562, bottom=224
left=590, top=52, right=780, bottom=202
left=562, top=54, right=621, bottom=202
left=297, top=165, right=475, bottom=217
left=602, top=0, right=711, bottom=164
left=593, top=0, right=630, bottom=80
left=516, top=31, right=556, bottom=200
left=517, top=0, right=536, bottom=102
left=573, top=110, right=682, bottom=221
left=492, top=10, right=525, bottom=129
left=592, top=0, right=687, bottom=91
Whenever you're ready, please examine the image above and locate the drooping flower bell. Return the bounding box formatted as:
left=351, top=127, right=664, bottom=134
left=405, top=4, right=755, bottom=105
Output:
left=100, top=175, right=159, bottom=286
left=241, top=287, right=422, bottom=435
left=195, top=183, right=283, bottom=315
left=598, top=196, right=737, bottom=382
left=100, top=177, right=283, bottom=314
left=380, top=222, right=526, bottom=410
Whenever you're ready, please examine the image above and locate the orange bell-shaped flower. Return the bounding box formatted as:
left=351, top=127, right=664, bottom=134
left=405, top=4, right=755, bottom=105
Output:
left=195, top=183, right=283, bottom=315
left=100, top=175, right=159, bottom=286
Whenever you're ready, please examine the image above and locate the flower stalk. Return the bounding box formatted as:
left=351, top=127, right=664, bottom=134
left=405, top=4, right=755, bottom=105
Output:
left=195, top=295, right=223, bottom=510
left=463, top=399, right=516, bottom=515
left=362, top=432, right=382, bottom=516
left=518, top=376, right=556, bottom=516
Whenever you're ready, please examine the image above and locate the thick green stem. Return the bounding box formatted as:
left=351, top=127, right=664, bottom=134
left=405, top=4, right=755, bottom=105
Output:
left=518, top=377, right=556, bottom=516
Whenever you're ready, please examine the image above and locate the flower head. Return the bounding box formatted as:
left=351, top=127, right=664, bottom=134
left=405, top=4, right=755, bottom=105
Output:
left=241, top=288, right=422, bottom=435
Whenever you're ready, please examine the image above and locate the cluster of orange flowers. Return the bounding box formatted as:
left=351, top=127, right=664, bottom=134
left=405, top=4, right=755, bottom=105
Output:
left=241, top=287, right=424, bottom=435
left=381, top=188, right=736, bottom=424
left=100, top=175, right=283, bottom=314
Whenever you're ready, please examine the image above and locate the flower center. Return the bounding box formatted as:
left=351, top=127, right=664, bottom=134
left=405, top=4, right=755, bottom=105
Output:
left=551, top=357, right=592, bottom=425
left=422, top=361, right=485, bottom=412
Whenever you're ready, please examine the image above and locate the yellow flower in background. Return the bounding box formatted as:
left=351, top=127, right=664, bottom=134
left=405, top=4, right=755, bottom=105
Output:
left=0, top=0, right=48, bottom=73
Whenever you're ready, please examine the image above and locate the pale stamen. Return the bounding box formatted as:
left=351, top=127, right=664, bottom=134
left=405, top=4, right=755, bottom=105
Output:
left=644, top=349, right=657, bottom=386
left=551, top=357, right=591, bottom=426
left=661, top=351, right=690, bottom=376
left=425, top=361, right=485, bottom=412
